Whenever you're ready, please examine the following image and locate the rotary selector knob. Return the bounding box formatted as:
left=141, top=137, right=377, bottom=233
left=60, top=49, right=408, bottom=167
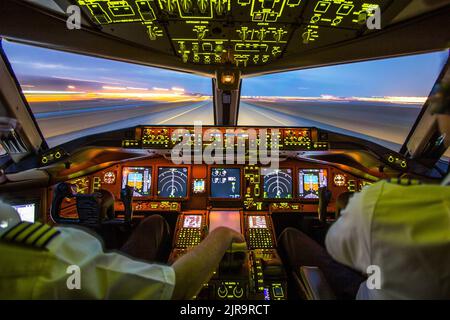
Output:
left=233, top=285, right=244, bottom=299
left=217, top=284, right=228, bottom=298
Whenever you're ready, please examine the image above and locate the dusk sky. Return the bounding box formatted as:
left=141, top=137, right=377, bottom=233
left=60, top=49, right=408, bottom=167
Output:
left=2, top=40, right=448, bottom=98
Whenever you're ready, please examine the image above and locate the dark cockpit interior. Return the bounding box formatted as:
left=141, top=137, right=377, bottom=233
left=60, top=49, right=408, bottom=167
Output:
left=0, top=0, right=449, bottom=301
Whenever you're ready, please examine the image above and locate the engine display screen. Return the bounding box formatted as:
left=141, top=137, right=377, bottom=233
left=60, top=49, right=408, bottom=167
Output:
left=210, top=168, right=241, bottom=199
left=122, top=167, right=152, bottom=197
left=262, top=168, right=293, bottom=199
left=183, top=215, right=202, bottom=229
left=299, top=169, right=328, bottom=199
left=193, top=179, right=206, bottom=194
left=157, top=167, right=188, bottom=198
left=12, top=203, right=35, bottom=223
left=248, top=215, right=267, bottom=229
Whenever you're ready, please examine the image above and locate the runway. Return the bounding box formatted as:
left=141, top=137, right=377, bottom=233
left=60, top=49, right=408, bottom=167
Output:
left=238, top=100, right=422, bottom=151
left=33, top=98, right=422, bottom=151
left=36, top=99, right=214, bottom=147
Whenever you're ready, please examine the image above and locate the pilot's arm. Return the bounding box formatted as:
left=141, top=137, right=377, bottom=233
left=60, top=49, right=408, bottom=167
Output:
left=1, top=221, right=176, bottom=299
left=324, top=182, right=383, bottom=273
left=0, top=202, right=244, bottom=300
left=172, top=227, right=245, bottom=300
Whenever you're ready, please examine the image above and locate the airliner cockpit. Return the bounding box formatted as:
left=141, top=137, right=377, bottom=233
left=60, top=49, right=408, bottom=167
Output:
left=0, top=0, right=449, bottom=303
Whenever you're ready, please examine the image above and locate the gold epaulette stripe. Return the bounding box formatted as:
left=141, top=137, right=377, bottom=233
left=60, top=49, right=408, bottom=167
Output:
left=1, top=221, right=60, bottom=249
left=34, top=228, right=60, bottom=248
left=2, top=222, right=33, bottom=240
left=25, top=224, right=51, bottom=245
left=15, top=222, right=43, bottom=242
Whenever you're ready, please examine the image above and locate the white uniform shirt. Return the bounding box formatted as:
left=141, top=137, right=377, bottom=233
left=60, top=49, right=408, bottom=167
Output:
left=325, top=180, right=450, bottom=299
left=0, top=203, right=175, bottom=300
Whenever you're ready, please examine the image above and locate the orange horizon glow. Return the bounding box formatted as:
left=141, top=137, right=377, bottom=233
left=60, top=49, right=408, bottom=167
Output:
left=23, top=90, right=211, bottom=103
left=242, top=95, right=428, bottom=105
left=22, top=88, right=426, bottom=106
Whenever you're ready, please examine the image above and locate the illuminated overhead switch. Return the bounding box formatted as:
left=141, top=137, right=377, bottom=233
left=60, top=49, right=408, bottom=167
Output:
left=287, top=0, right=302, bottom=7
left=180, top=0, right=193, bottom=13
left=108, top=1, right=135, bottom=17
left=198, top=0, right=209, bottom=14
left=215, top=43, right=224, bottom=53
left=256, top=28, right=267, bottom=41
left=310, top=13, right=321, bottom=24
left=332, top=16, right=343, bottom=26
left=147, top=26, right=163, bottom=40
left=87, top=4, right=111, bottom=24
left=238, top=0, right=251, bottom=5
left=314, top=1, right=331, bottom=13
left=253, top=12, right=265, bottom=22
left=182, top=52, right=189, bottom=63
left=272, top=46, right=281, bottom=56
left=136, top=1, right=156, bottom=21
left=194, top=26, right=208, bottom=40
left=302, top=27, right=318, bottom=44
left=266, top=12, right=278, bottom=22
left=215, top=0, right=225, bottom=15
left=337, top=4, right=354, bottom=16
left=163, top=0, right=176, bottom=14
left=238, top=27, right=250, bottom=41
left=272, top=28, right=286, bottom=43
left=202, top=43, right=213, bottom=52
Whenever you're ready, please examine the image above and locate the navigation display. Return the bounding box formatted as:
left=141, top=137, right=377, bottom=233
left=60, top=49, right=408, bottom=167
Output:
left=210, top=168, right=241, bottom=199
left=299, top=169, right=328, bottom=199
left=248, top=216, right=267, bottom=229
left=183, top=215, right=202, bottom=229
left=12, top=203, right=35, bottom=223
left=122, top=167, right=152, bottom=197
left=262, top=168, right=293, bottom=199
left=157, top=167, right=188, bottom=198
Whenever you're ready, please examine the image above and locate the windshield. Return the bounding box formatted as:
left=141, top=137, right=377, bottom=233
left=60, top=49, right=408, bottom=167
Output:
left=239, top=51, right=449, bottom=151
left=2, top=41, right=213, bottom=147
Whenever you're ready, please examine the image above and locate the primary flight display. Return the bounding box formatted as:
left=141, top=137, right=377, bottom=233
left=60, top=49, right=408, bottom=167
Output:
left=121, top=167, right=152, bottom=197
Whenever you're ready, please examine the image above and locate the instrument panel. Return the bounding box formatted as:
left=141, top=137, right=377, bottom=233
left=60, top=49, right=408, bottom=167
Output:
left=122, top=126, right=329, bottom=151
left=49, top=155, right=372, bottom=218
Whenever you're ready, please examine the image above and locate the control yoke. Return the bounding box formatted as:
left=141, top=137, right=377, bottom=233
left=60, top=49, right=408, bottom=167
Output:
left=50, top=182, right=75, bottom=224
left=120, top=185, right=134, bottom=223
left=318, top=187, right=332, bottom=223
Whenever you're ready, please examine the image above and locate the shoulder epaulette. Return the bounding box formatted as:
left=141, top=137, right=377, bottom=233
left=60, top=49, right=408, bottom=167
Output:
left=1, top=221, right=60, bottom=250
left=387, top=178, right=422, bottom=186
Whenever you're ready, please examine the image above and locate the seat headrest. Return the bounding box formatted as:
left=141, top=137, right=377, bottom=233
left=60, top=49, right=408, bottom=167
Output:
left=76, top=189, right=115, bottom=224
left=335, top=192, right=354, bottom=218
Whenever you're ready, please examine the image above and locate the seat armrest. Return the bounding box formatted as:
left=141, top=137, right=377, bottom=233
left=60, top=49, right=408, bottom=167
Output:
left=296, top=266, right=336, bottom=300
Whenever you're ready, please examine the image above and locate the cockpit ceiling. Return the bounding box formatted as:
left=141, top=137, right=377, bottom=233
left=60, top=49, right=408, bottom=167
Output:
left=70, top=0, right=404, bottom=69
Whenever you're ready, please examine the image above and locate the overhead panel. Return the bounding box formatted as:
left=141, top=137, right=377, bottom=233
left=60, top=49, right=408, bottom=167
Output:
left=74, top=0, right=395, bottom=68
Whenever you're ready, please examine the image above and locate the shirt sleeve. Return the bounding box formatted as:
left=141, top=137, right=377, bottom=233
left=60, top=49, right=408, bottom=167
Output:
left=325, top=181, right=384, bottom=273
left=41, top=226, right=175, bottom=300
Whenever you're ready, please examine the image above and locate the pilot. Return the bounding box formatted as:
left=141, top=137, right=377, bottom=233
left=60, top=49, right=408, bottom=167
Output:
left=279, top=176, right=450, bottom=299
left=0, top=202, right=244, bottom=299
